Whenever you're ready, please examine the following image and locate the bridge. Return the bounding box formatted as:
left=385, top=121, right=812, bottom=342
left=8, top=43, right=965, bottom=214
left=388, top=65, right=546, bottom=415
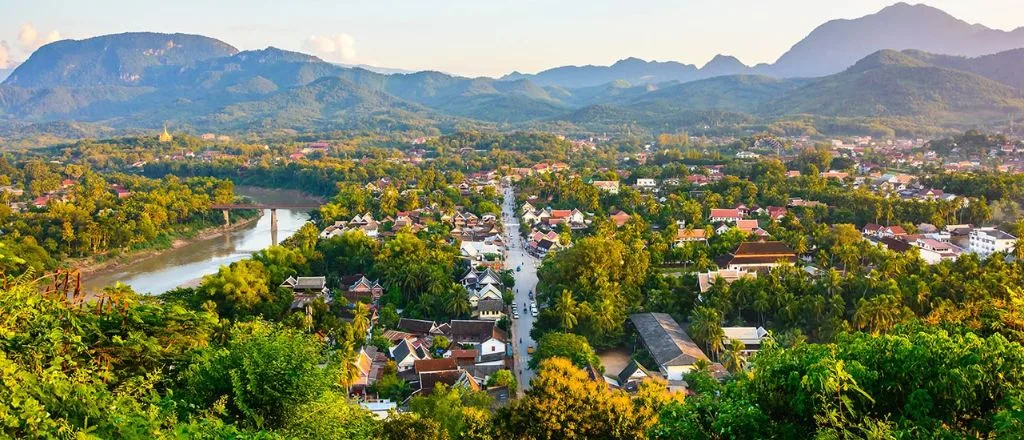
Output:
left=210, top=203, right=322, bottom=246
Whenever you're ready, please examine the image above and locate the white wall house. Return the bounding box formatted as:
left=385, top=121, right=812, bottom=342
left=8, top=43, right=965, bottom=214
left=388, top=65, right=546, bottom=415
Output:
left=969, top=228, right=1017, bottom=257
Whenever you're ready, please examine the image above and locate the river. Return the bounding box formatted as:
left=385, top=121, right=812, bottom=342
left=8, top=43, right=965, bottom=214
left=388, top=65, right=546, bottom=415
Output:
left=81, top=187, right=319, bottom=295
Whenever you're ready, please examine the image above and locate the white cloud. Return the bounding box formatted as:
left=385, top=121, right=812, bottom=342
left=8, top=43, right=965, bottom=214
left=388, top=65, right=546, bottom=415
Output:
left=17, top=23, right=61, bottom=53
left=0, top=41, right=10, bottom=69
left=301, top=34, right=357, bottom=63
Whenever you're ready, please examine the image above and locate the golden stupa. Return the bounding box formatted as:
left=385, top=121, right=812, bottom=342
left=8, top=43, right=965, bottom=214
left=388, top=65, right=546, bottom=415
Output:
left=158, top=125, right=173, bottom=143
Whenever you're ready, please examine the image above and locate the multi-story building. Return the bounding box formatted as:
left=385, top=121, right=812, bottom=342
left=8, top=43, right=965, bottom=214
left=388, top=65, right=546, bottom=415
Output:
left=969, top=228, right=1017, bottom=257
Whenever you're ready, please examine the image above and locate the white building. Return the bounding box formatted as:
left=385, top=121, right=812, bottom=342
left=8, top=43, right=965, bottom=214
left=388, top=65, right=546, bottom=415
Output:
left=969, top=228, right=1017, bottom=257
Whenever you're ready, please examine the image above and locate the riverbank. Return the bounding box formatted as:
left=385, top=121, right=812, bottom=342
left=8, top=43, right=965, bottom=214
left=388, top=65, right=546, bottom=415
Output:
left=73, top=211, right=263, bottom=278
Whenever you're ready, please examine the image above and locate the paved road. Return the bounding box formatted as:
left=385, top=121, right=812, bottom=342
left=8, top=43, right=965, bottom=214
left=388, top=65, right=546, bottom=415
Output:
left=503, top=184, right=538, bottom=392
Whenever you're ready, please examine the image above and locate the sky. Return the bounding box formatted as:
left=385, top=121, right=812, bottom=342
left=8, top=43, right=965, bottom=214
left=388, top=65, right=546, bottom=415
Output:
left=0, top=0, right=1022, bottom=77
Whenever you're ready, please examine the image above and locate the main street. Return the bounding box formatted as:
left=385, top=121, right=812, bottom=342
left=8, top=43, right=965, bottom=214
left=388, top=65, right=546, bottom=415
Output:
left=503, top=182, right=538, bottom=393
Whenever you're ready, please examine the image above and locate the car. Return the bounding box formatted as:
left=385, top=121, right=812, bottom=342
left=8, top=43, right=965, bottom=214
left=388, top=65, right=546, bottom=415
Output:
left=512, top=310, right=519, bottom=319
left=531, top=308, right=538, bottom=317
left=527, top=345, right=536, bottom=354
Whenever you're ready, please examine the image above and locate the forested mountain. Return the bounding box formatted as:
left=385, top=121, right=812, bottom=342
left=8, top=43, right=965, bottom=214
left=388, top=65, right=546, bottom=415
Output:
left=766, top=2, right=1024, bottom=78
left=2, top=26, right=1024, bottom=137
left=4, top=32, right=238, bottom=88
left=768, top=50, right=1024, bottom=123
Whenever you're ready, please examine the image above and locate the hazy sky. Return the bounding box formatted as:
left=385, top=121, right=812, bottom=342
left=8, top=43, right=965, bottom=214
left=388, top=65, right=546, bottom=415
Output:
left=1, top=1, right=1022, bottom=77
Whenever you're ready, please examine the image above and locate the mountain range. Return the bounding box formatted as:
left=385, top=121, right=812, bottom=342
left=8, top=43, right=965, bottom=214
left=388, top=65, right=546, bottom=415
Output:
left=503, top=3, right=1024, bottom=88
left=1, top=2, right=1024, bottom=139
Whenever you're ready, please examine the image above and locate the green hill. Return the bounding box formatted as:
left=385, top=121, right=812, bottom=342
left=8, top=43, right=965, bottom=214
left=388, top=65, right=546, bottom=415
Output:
left=5, top=32, right=238, bottom=88
left=628, top=75, right=807, bottom=113
left=768, top=50, right=1024, bottom=124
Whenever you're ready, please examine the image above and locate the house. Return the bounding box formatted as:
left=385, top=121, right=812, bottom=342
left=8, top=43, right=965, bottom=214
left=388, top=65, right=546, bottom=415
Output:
left=629, top=313, right=711, bottom=381
left=280, top=276, right=332, bottom=309
left=969, top=228, right=1017, bottom=257
left=397, top=318, right=444, bottom=337
left=414, top=358, right=458, bottom=375
left=339, top=274, right=384, bottom=303
left=881, top=226, right=907, bottom=238
left=696, top=270, right=756, bottom=293
left=462, top=267, right=503, bottom=290
left=616, top=360, right=653, bottom=392
left=610, top=210, right=632, bottom=228
left=443, top=349, right=480, bottom=367
left=765, top=206, right=787, bottom=221
left=709, top=209, right=743, bottom=223
left=449, top=320, right=507, bottom=355
left=674, top=229, right=707, bottom=246
left=635, top=178, right=658, bottom=190
left=460, top=241, right=502, bottom=261
left=717, top=241, right=797, bottom=271
left=721, top=327, right=770, bottom=356
left=390, top=339, right=422, bottom=372
left=473, top=298, right=506, bottom=321
left=912, top=238, right=964, bottom=264
left=820, top=170, right=849, bottom=180
left=593, top=180, right=620, bottom=194
left=418, top=370, right=481, bottom=395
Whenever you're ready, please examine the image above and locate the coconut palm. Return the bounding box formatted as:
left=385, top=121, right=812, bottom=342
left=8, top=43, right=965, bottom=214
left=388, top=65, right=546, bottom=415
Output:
left=445, top=289, right=472, bottom=318
left=352, top=302, right=371, bottom=339
left=553, top=289, right=579, bottom=331
left=689, top=306, right=725, bottom=359
left=721, top=339, right=747, bottom=374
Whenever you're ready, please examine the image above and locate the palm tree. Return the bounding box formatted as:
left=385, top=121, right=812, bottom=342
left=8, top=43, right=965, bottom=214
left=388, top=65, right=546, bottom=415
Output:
left=337, top=348, right=362, bottom=394
left=553, top=289, right=578, bottom=331
left=689, top=306, right=725, bottom=359
left=352, top=302, right=371, bottom=339
left=721, top=339, right=747, bottom=374
left=445, top=289, right=472, bottom=318
left=593, top=298, right=618, bottom=335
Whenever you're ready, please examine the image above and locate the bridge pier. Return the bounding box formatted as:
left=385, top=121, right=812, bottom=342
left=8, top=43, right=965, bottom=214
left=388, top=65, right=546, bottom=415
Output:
left=222, top=210, right=230, bottom=229
left=270, top=209, right=278, bottom=246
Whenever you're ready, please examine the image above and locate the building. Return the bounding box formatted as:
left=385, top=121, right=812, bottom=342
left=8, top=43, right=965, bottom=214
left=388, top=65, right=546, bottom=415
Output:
left=674, top=228, right=708, bottom=246
left=629, top=313, right=710, bottom=381
left=339, top=274, right=384, bottom=303
left=280, top=276, right=331, bottom=309
left=721, top=327, right=770, bottom=356
left=969, top=228, right=1017, bottom=257
left=709, top=209, right=743, bottom=223
left=593, top=180, right=621, bottom=194
left=696, top=270, right=756, bottom=293
left=610, top=210, right=632, bottom=228
left=449, top=320, right=507, bottom=355
left=717, top=241, right=797, bottom=271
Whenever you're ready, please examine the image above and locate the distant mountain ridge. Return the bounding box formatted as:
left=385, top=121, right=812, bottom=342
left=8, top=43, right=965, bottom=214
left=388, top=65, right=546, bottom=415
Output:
left=3, top=13, right=1024, bottom=137
left=5, top=32, right=239, bottom=88
left=500, top=2, right=1024, bottom=88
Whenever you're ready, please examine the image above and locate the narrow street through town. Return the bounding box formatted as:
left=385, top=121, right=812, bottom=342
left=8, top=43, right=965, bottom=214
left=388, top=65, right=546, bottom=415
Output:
left=503, top=182, right=538, bottom=393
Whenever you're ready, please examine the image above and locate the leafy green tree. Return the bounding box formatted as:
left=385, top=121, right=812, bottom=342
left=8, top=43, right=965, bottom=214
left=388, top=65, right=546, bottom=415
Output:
left=529, top=332, right=601, bottom=370
left=181, top=321, right=338, bottom=429
left=486, top=369, right=518, bottom=391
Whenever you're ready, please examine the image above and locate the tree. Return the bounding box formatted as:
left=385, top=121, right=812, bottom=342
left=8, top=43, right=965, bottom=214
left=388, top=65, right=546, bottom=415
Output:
left=721, top=339, right=747, bottom=374
left=378, top=412, right=450, bottom=440
left=553, top=289, right=579, bottom=331
left=496, top=357, right=650, bottom=439
left=199, top=259, right=279, bottom=318
left=689, top=306, right=724, bottom=358
left=352, top=302, right=371, bottom=340
left=486, top=369, right=518, bottom=391
left=181, top=321, right=337, bottom=429
left=407, top=384, right=493, bottom=440
left=529, top=332, right=601, bottom=370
